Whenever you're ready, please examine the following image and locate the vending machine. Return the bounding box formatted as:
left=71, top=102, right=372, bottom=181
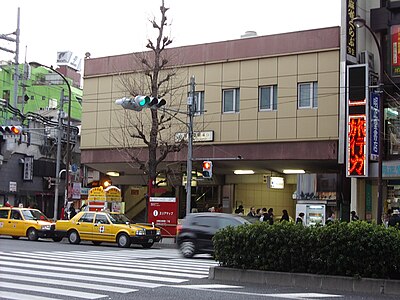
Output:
left=296, top=203, right=326, bottom=226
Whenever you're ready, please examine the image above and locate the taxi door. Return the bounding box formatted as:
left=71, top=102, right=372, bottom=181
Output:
left=8, top=209, right=25, bottom=236
left=92, top=213, right=113, bottom=242
left=0, top=208, right=11, bottom=235
left=75, top=212, right=95, bottom=240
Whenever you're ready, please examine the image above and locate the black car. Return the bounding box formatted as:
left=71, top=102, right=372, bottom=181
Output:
left=176, top=212, right=250, bottom=258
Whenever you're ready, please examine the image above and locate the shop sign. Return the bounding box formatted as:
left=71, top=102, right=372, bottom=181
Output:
left=23, top=156, right=33, bottom=181
left=370, top=92, right=380, bottom=160
left=148, top=197, right=178, bottom=236
left=9, top=181, right=17, bottom=192
left=175, top=130, right=214, bottom=143
left=391, top=25, right=400, bottom=76
left=346, top=0, right=357, bottom=61
left=346, top=64, right=369, bottom=177
left=72, top=182, right=81, bottom=199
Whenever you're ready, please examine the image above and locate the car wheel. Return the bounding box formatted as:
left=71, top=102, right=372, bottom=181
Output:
left=52, top=237, right=63, bottom=242
left=92, top=241, right=102, bottom=246
left=180, top=240, right=196, bottom=258
left=141, top=242, right=154, bottom=249
left=27, top=228, right=39, bottom=241
left=12, top=236, right=20, bottom=240
left=68, top=230, right=81, bottom=244
left=117, top=233, right=131, bottom=248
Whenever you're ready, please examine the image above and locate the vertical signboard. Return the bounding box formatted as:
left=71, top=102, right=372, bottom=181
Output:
left=148, top=197, right=178, bottom=236
left=370, top=91, right=380, bottom=160
left=346, top=64, right=369, bottom=177
left=346, top=0, right=357, bottom=61
left=391, top=24, right=400, bottom=76
left=23, top=156, right=33, bottom=181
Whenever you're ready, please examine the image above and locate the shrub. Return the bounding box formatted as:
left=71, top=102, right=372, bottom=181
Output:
left=213, top=221, right=400, bottom=279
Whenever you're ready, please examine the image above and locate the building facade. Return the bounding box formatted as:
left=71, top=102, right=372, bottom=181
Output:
left=0, top=62, right=83, bottom=217
left=81, top=26, right=346, bottom=221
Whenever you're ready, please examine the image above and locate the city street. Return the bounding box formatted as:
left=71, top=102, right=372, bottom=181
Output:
left=0, top=237, right=397, bottom=300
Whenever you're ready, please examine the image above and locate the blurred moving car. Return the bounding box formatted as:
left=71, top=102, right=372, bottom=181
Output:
left=54, top=211, right=161, bottom=248
left=0, top=207, right=57, bottom=241
left=176, top=212, right=250, bottom=258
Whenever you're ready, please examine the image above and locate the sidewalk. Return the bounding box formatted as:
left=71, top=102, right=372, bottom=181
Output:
left=209, top=266, right=400, bottom=297
left=157, top=237, right=177, bottom=248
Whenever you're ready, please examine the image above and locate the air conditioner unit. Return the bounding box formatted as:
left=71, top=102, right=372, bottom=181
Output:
left=358, top=51, right=375, bottom=72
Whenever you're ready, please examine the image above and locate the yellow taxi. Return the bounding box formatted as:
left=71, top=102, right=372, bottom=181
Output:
left=54, top=211, right=161, bottom=248
left=0, top=207, right=57, bottom=241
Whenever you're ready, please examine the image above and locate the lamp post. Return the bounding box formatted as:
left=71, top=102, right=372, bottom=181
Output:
left=29, top=62, right=72, bottom=220
left=353, top=16, right=384, bottom=224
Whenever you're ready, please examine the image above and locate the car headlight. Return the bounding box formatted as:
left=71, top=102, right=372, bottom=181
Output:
left=41, top=225, right=51, bottom=231
left=156, top=230, right=161, bottom=235
left=136, top=230, right=146, bottom=236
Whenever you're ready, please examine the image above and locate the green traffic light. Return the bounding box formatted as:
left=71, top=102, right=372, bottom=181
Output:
left=137, top=96, right=150, bottom=107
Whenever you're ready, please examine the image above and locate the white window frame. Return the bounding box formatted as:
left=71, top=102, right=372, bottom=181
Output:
left=259, top=85, right=277, bottom=111
left=222, top=88, right=240, bottom=113
left=194, top=91, right=204, bottom=116
left=298, top=82, right=318, bottom=109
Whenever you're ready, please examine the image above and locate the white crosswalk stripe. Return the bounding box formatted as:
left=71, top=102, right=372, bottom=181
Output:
left=0, top=248, right=217, bottom=300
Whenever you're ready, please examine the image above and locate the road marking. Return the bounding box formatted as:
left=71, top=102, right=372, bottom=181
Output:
left=0, top=291, right=62, bottom=300
left=0, top=259, right=187, bottom=283
left=0, top=282, right=107, bottom=300
left=174, top=284, right=243, bottom=289
left=0, top=273, right=136, bottom=294
left=1, top=252, right=210, bottom=275
left=268, top=293, right=343, bottom=299
left=166, top=285, right=343, bottom=299
left=0, top=255, right=205, bottom=279
left=0, top=266, right=163, bottom=288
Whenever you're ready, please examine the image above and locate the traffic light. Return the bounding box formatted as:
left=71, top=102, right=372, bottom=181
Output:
left=115, top=96, right=166, bottom=111
left=202, top=161, right=213, bottom=178
left=0, top=125, right=23, bottom=135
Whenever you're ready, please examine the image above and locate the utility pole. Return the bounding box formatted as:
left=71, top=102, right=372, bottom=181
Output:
left=13, top=8, right=20, bottom=110
left=186, top=76, right=195, bottom=216
left=0, top=7, right=20, bottom=111
left=54, top=89, right=64, bottom=220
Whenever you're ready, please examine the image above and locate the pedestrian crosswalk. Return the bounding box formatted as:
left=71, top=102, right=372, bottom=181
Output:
left=0, top=248, right=218, bottom=300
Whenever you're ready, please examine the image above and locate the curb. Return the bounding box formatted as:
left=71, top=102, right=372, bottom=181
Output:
left=209, top=267, right=400, bottom=296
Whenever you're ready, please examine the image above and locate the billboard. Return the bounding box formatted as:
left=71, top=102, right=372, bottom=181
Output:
left=346, top=64, right=369, bottom=177
left=148, top=197, right=178, bottom=236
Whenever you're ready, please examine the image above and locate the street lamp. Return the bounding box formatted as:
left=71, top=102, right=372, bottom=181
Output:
left=29, top=61, right=72, bottom=220
left=353, top=16, right=384, bottom=224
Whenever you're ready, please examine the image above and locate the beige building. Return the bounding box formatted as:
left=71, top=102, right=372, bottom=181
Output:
left=81, top=26, right=344, bottom=220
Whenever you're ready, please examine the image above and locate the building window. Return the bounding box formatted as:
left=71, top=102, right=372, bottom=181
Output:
left=223, top=88, right=240, bottom=113
left=194, top=91, right=204, bottom=116
left=298, top=82, right=318, bottom=109
left=259, top=85, right=277, bottom=111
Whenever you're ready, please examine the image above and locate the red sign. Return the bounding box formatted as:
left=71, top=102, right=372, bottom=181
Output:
left=348, top=116, right=367, bottom=176
left=392, top=25, right=400, bottom=76
left=148, top=197, right=178, bottom=236
left=346, top=64, right=369, bottom=177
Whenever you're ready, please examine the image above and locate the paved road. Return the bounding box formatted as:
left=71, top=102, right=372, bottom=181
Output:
left=0, top=237, right=397, bottom=300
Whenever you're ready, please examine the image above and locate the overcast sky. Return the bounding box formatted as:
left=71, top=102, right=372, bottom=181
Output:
left=0, top=0, right=341, bottom=70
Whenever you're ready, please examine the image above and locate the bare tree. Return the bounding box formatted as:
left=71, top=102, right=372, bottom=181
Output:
left=113, top=0, right=188, bottom=193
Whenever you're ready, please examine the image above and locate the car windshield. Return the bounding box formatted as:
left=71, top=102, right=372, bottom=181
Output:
left=22, top=209, right=49, bottom=221
left=108, top=213, right=131, bottom=224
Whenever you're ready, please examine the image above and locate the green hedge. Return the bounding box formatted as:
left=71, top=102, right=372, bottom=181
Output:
left=213, top=221, right=400, bottom=279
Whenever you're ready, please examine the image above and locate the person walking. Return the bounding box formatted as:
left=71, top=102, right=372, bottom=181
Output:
left=263, top=207, right=274, bottom=225
left=325, top=212, right=336, bottom=225
left=280, top=209, right=290, bottom=222
left=388, top=209, right=400, bottom=229
left=350, top=210, right=359, bottom=221
left=296, top=212, right=305, bottom=225
left=247, top=207, right=257, bottom=217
